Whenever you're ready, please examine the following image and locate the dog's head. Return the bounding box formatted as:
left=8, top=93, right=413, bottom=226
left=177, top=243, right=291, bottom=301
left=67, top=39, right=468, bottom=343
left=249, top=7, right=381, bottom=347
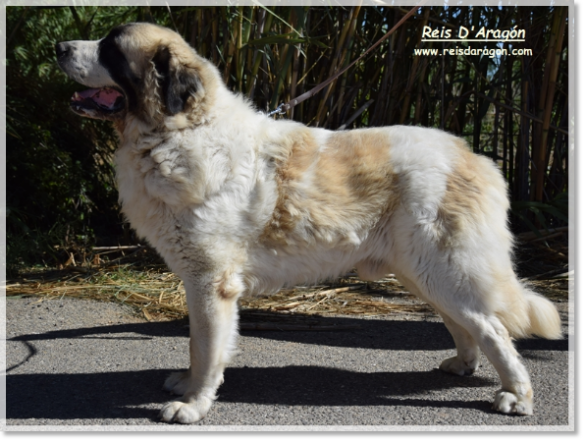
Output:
left=56, top=23, right=218, bottom=124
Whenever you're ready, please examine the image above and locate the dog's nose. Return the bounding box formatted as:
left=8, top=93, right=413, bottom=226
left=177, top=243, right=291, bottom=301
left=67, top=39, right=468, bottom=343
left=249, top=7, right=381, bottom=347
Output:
left=55, top=42, right=70, bottom=59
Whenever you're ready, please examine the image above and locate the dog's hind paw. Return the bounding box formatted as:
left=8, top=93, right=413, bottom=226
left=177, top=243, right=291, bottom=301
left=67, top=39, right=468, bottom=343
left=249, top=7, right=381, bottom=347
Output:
left=159, top=396, right=213, bottom=424
left=492, top=389, right=533, bottom=415
left=439, top=356, right=478, bottom=376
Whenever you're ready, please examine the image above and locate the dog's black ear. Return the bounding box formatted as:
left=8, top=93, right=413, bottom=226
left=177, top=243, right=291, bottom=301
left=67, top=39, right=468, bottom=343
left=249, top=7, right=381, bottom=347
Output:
left=152, top=46, right=200, bottom=115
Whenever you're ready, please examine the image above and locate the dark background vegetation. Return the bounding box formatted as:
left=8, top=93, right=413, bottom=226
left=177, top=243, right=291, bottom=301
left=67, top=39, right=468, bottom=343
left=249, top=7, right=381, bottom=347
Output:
left=6, top=5, right=569, bottom=273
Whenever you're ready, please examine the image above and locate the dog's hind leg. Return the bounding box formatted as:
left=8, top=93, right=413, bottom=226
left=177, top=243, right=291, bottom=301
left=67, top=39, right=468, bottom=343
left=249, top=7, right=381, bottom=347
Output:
left=159, top=271, right=242, bottom=424
left=397, top=268, right=534, bottom=415
left=397, top=274, right=480, bottom=376
left=394, top=272, right=478, bottom=376
left=394, top=272, right=479, bottom=376
left=437, top=311, right=481, bottom=376
left=435, top=285, right=534, bottom=414
left=445, top=308, right=534, bottom=415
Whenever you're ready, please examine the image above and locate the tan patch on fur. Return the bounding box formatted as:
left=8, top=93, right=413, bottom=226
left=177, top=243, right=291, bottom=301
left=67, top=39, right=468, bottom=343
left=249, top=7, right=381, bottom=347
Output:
left=213, top=270, right=242, bottom=300
left=260, top=128, right=320, bottom=243
left=261, top=128, right=399, bottom=247
left=118, top=23, right=219, bottom=127
left=436, top=140, right=504, bottom=248
left=317, top=130, right=398, bottom=207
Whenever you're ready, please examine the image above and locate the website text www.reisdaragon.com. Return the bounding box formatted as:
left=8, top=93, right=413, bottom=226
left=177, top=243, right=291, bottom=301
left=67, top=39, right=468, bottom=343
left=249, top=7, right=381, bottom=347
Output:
left=413, top=47, right=532, bottom=58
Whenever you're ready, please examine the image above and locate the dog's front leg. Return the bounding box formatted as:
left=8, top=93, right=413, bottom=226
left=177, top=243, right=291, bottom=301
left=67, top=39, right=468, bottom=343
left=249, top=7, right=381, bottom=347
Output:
left=159, top=273, right=241, bottom=424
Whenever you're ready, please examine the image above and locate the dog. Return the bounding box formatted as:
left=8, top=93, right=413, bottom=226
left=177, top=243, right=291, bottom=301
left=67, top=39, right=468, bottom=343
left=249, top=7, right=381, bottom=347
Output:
left=56, top=23, right=562, bottom=423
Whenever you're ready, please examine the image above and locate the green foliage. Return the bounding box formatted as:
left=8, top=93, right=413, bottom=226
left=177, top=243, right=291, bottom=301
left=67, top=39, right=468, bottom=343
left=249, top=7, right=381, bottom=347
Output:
left=511, top=192, right=569, bottom=237
left=6, top=7, right=132, bottom=268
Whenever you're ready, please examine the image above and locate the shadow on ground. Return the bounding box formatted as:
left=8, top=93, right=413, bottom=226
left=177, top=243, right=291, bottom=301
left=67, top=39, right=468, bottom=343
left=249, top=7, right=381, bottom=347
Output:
left=8, top=310, right=569, bottom=352
left=6, top=310, right=568, bottom=422
left=6, top=365, right=499, bottom=421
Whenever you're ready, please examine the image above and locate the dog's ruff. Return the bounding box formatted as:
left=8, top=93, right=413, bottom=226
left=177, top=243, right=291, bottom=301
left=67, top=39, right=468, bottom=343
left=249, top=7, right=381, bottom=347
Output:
left=57, top=23, right=562, bottom=423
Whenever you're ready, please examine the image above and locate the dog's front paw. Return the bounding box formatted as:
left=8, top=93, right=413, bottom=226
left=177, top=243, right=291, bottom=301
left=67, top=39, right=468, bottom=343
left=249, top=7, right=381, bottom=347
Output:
left=439, top=355, right=478, bottom=376
left=492, top=389, right=533, bottom=415
left=159, top=396, right=214, bottom=424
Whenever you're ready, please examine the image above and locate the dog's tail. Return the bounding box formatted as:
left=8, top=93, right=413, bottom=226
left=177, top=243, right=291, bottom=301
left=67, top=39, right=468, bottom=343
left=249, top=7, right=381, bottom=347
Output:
left=496, top=282, right=562, bottom=340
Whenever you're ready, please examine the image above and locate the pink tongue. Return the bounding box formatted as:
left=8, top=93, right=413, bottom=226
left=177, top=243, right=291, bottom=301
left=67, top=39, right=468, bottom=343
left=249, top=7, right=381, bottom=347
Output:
left=72, top=87, right=122, bottom=108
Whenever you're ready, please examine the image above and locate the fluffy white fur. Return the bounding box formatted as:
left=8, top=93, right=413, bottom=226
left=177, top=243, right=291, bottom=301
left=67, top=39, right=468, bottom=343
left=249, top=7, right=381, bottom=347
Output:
left=57, top=23, right=562, bottom=424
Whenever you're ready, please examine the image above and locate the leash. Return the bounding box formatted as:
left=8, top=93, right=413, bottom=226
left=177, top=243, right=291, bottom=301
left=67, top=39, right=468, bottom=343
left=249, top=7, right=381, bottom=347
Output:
left=268, top=2, right=426, bottom=117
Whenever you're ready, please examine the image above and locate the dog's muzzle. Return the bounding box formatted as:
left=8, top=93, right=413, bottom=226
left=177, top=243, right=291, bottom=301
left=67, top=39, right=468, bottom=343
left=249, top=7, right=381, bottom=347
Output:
left=55, top=40, right=126, bottom=119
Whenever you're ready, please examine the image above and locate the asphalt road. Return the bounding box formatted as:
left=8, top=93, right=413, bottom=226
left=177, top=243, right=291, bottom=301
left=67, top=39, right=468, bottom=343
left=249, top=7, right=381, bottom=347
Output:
left=3, top=296, right=572, bottom=430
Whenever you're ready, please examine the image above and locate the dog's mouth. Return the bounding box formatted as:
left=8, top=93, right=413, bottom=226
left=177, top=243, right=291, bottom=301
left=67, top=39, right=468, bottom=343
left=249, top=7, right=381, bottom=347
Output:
left=70, top=87, right=125, bottom=119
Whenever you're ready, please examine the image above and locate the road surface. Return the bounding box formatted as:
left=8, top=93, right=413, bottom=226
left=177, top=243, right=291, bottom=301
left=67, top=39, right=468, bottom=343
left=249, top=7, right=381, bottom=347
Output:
left=3, top=296, right=572, bottom=430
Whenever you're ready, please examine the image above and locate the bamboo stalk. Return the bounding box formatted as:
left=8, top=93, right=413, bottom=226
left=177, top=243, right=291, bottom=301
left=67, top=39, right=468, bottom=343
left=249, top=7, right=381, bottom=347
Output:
left=269, top=44, right=293, bottom=110
left=535, top=7, right=567, bottom=202
left=333, top=6, right=361, bottom=125
left=211, top=7, right=219, bottom=64
left=506, top=55, right=514, bottom=190
left=399, top=8, right=429, bottom=124
left=545, top=94, right=568, bottom=197
left=370, top=31, right=392, bottom=126
left=222, top=9, right=234, bottom=83
left=235, top=7, right=243, bottom=91
left=531, top=8, right=562, bottom=201
left=315, top=7, right=358, bottom=125
left=516, top=59, right=531, bottom=203
left=338, top=99, right=374, bottom=130
left=246, top=6, right=267, bottom=98
left=413, top=57, right=429, bottom=124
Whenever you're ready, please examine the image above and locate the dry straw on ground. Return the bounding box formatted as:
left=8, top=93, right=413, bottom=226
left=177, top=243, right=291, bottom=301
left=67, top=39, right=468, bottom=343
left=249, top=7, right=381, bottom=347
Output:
left=5, top=263, right=434, bottom=322
left=6, top=236, right=569, bottom=322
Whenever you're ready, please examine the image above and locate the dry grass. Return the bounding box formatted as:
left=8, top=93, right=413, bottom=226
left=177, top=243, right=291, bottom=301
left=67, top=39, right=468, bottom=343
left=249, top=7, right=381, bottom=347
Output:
left=239, top=275, right=433, bottom=318
left=6, top=263, right=188, bottom=321
left=5, top=264, right=434, bottom=322
left=6, top=238, right=569, bottom=322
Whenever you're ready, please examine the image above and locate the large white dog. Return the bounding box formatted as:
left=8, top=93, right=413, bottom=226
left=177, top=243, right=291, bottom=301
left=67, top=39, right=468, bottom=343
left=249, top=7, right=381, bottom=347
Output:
left=56, top=23, right=561, bottom=423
